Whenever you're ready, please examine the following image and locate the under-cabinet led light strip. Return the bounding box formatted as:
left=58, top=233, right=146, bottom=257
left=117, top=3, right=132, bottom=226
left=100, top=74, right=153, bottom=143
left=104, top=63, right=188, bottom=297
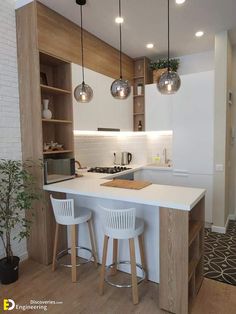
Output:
left=73, top=130, right=173, bottom=137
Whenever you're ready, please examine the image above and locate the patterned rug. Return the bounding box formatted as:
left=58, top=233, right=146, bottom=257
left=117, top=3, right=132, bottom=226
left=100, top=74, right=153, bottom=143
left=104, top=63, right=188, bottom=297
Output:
left=204, top=220, right=236, bottom=285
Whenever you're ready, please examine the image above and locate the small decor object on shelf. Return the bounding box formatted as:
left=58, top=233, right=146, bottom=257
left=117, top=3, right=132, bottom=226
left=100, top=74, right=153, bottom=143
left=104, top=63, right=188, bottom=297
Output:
left=150, top=58, right=180, bottom=83
left=0, top=159, right=40, bottom=284
left=137, top=83, right=143, bottom=95
left=138, top=120, right=143, bottom=131
left=43, top=141, right=64, bottom=152
left=42, top=99, right=52, bottom=119
left=40, top=72, right=48, bottom=85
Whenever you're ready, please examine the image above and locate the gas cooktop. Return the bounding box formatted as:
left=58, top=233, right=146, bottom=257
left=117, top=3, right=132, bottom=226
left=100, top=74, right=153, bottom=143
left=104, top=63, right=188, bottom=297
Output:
left=87, top=166, right=131, bottom=174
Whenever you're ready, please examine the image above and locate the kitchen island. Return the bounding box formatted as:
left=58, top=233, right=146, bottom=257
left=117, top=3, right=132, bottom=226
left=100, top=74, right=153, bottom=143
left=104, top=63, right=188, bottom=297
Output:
left=44, top=167, right=205, bottom=314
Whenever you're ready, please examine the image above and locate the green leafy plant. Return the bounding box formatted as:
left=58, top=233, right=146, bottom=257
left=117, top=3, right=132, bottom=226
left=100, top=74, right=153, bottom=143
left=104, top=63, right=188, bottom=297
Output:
left=150, top=58, right=180, bottom=72
left=0, top=159, right=41, bottom=263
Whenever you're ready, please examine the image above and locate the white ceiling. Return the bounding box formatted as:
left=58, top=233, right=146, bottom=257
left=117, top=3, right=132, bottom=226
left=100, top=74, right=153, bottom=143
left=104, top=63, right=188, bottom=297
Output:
left=38, top=0, right=236, bottom=59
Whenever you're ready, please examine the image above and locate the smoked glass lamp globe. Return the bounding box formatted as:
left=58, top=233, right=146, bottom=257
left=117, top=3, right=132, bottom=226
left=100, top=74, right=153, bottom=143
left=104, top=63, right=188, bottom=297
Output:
left=74, top=82, right=93, bottom=103
left=157, top=71, right=181, bottom=95
left=110, top=78, right=131, bottom=100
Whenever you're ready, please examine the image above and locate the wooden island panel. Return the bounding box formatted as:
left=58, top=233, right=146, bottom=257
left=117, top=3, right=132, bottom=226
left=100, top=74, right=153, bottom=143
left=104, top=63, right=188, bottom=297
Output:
left=160, top=196, right=205, bottom=313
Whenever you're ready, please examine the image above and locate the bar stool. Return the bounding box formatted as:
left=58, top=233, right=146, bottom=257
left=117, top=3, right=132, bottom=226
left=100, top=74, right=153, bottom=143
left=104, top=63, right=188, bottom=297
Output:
left=99, top=206, right=147, bottom=305
left=50, top=195, right=98, bottom=282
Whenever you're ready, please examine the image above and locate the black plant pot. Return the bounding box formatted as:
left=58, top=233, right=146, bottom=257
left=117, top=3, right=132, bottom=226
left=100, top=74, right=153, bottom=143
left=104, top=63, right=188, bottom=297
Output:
left=0, top=256, right=20, bottom=285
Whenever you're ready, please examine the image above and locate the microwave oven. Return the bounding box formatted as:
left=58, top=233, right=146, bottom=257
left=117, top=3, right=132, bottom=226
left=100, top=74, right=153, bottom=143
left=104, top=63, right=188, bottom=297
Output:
left=44, top=158, right=75, bottom=184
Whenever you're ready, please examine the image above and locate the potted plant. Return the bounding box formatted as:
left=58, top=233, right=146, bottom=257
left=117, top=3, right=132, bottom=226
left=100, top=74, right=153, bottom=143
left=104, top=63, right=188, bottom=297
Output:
left=150, top=58, right=180, bottom=83
left=0, top=159, right=40, bottom=284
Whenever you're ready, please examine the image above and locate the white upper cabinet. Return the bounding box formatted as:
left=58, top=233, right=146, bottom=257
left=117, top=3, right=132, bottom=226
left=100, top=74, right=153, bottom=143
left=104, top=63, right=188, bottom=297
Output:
left=172, top=71, right=214, bottom=174
left=145, top=84, right=173, bottom=131
left=72, top=63, right=133, bottom=131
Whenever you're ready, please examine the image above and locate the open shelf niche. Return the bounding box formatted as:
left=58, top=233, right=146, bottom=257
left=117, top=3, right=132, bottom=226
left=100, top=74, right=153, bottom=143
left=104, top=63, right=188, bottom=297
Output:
left=40, top=51, right=74, bottom=157
left=133, top=57, right=152, bottom=131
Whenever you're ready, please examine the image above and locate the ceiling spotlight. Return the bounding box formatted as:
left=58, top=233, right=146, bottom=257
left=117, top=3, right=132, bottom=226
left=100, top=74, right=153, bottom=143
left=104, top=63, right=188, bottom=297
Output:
left=195, top=31, right=204, bottom=37
left=176, top=0, right=186, bottom=4
left=115, top=16, right=124, bottom=24
left=146, top=43, right=154, bottom=49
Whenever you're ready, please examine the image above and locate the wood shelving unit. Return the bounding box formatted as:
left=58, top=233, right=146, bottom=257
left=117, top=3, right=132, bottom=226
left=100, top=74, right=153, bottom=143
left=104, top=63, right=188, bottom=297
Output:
left=188, top=198, right=205, bottom=311
left=133, top=57, right=152, bottom=131
left=43, top=150, right=73, bottom=155
left=42, top=119, right=73, bottom=124
left=160, top=196, right=205, bottom=314
left=40, top=51, right=74, bottom=160
left=40, top=84, right=71, bottom=95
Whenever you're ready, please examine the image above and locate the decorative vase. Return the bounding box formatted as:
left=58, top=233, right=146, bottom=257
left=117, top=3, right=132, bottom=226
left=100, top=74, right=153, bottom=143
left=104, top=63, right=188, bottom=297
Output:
left=42, top=99, right=52, bottom=119
left=137, top=85, right=143, bottom=95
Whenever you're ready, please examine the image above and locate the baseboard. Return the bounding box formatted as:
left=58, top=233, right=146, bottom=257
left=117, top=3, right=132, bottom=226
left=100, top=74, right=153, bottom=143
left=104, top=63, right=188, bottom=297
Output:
left=228, top=214, right=236, bottom=221
left=211, top=214, right=236, bottom=234
left=19, top=251, right=28, bottom=262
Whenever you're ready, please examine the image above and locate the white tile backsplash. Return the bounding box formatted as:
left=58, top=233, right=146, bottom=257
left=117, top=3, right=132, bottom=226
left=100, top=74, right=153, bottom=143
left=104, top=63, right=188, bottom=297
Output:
left=74, top=133, right=172, bottom=167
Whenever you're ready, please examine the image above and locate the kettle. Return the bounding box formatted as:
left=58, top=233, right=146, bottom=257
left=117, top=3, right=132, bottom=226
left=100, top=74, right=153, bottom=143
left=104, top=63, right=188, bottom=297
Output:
left=121, top=152, right=132, bottom=165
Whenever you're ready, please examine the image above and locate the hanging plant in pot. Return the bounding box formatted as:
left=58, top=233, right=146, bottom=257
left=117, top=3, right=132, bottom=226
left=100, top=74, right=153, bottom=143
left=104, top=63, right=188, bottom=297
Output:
left=0, top=159, right=40, bottom=285
left=150, top=58, right=180, bottom=83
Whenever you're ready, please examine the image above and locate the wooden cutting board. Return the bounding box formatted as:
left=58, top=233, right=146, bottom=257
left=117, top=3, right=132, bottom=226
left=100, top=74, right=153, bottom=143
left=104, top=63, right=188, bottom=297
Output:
left=101, top=179, right=152, bottom=190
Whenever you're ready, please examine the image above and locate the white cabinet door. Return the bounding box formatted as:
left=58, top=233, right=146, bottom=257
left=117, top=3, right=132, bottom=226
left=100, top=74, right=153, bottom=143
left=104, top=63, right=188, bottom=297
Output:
left=72, top=63, right=133, bottom=131
left=145, top=84, right=173, bottom=131
left=172, top=71, right=214, bottom=174
left=134, top=169, right=172, bottom=185
left=171, top=172, right=213, bottom=223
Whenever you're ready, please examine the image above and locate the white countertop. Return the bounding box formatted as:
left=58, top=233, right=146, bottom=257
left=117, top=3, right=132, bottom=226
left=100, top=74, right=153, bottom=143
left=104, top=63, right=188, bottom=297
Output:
left=43, top=165, right=205, bottom=211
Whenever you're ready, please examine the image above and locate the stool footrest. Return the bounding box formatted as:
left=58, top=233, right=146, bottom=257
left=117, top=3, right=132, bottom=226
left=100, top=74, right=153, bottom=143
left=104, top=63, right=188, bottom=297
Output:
left=105, top=261, right=146, bottom=288
left=56, top=246, right=94, bottom=268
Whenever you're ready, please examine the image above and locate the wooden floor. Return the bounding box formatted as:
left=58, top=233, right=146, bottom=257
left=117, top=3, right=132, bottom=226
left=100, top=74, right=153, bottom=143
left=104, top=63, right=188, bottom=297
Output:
left=1, top=259, right=236, bottom=314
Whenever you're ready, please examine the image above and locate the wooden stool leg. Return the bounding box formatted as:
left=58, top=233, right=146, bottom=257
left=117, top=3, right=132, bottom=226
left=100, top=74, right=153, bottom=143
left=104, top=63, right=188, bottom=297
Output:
left=87, top=219, right=98, bottom=268
left=52, top=223, right=59, bottom=272
left=99, top=235, right=109, bottom=295
left=129, top=238, right=139, bottom=305
left=138, top=234, right=148, bottom=281
left=71, top=224, right=77, bottom=283
left=110, top=239, right=118, bottom=275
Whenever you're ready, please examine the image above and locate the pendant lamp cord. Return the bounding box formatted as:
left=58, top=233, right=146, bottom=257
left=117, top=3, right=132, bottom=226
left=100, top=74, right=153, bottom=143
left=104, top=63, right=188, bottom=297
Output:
left=80, top=4, right=85, bottom=84
left=119, top=0, right=123, bottom=79
left=167, top=0, right=170, bottom=72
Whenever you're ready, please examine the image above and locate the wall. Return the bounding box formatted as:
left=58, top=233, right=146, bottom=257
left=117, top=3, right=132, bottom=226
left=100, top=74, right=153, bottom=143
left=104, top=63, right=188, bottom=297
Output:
left=74, top=133, right=173, bottom=167
left=0, top=0, right=27, bottom=259
left=212, top=31, right=232, bottom=230
left=230, top=45, right=236, bottom=218
left=178, top=50, right=214, bottom=75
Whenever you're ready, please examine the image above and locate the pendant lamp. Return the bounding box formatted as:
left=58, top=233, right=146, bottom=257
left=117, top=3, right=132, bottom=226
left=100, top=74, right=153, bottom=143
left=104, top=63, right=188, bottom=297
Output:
left=157, top=0, right=181, bottom=95
left=74, top=0, right=93, bottom=103
left=111, top=0, right=131, bottom=100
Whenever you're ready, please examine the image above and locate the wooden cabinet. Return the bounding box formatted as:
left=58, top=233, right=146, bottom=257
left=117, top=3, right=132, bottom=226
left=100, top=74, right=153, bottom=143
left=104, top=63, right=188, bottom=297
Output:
left=160, top=197, right=205, bottom=313
left=16, top=3, right=72, bottom=265
left=133, top=57, right=152, bottom=131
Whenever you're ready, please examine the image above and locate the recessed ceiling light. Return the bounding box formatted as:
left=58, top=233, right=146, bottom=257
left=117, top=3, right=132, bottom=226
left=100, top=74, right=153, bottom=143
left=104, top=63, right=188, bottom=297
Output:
left=146, top=43, right=154, bottom=49
left=176, top=0, right=186, bottom=4
left=115, top=16, right=124, bottom=24
left=195, top=31, right=204, bottom=37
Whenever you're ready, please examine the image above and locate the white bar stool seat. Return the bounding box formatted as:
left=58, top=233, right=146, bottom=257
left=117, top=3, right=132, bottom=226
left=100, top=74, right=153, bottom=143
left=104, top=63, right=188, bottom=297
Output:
left=50, top=195, right=98, bottom=282
left=99, top=206, right=147, bottom=305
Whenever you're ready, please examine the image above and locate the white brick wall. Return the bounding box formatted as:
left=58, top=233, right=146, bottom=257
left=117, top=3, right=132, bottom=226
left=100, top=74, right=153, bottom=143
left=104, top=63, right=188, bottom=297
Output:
left=74, top=133, right=173, bottom=167
left=0, top=0, right=27, bottom=260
